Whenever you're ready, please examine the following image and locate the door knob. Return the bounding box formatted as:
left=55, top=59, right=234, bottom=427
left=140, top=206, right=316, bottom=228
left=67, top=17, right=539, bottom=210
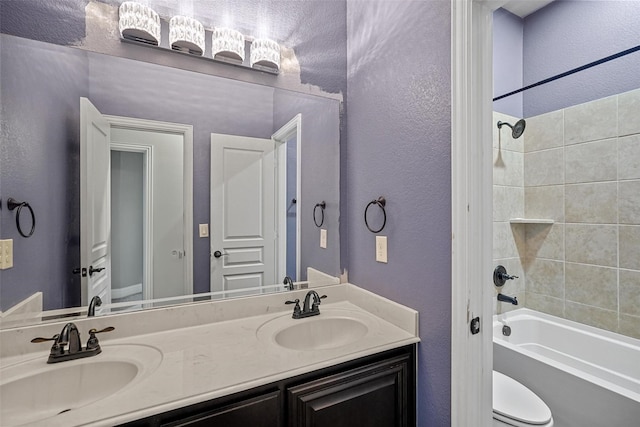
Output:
left=213, top=250, right=223, bottom=258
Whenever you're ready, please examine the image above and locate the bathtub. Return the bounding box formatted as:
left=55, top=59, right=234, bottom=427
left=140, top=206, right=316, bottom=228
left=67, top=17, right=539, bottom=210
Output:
left=493, top=308, right=640, bottom=427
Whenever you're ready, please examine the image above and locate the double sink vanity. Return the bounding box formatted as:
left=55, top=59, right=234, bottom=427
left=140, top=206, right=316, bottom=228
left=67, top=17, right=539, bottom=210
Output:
left=0, top=284, right=419, bottom=426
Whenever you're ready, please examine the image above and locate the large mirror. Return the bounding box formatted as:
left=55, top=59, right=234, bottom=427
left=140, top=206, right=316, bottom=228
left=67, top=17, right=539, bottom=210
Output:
left=0, top=34, right=341, bottom=326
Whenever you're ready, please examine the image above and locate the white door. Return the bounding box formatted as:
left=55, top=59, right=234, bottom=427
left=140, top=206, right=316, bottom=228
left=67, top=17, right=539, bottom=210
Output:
left=80, top=97, right=111, bottom=307
left=210, top=133, right=276, bottom=296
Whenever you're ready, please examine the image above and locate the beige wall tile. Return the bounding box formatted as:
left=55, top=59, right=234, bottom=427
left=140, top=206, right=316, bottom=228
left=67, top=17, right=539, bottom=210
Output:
left=620, top=225, right=640, bottom=270
left=494, top=222, right=525, bottom=260
left=524, top=258, right=564, bottom=298
left=565, top=139, right=617, bottom=184
left=619, top=269, right=640, bottom=317
left=565, top=224, right=617, bottom=267
left=494, top=186, right=524, bottom=222
left=619, top=314, right=640, bottom=339
left=494, top=111, right=524, bottom=152
left=525, top=223, right=563, bottom=261
left=565, top=263, right=617, bottom=310
left=565, top=182, right=618, bottom=224
left=565, top=301, right=618, bottom=332
left=618, top=88, right=640, bottom=137
left=619, top=180, right=640, bottom=224
left=525, top=292, right=564, bottom=318
left=525, top=185, right=564, bottom=221
left=564, top=95, right=617, bottom=145
left=619, top=134, right=640, bottom=180
left=525, top=110, right=563, bottom=153
left=494, top=148, right=523, bottom=187
left=524, top=148, right=564, bottom=186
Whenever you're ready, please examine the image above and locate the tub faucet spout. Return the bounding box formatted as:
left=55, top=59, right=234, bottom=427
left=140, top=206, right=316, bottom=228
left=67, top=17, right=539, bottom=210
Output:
left=497, top=293, right=518, bottom=305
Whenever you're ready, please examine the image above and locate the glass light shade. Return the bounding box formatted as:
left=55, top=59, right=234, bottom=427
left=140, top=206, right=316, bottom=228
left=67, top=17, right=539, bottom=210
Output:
left=119, top=2, right=161, bottom=45
left=169, top=16, right=205, bottom=56
left=250, top=38, right=280, bottom=70
left=211, top=28, right=245, bottom=62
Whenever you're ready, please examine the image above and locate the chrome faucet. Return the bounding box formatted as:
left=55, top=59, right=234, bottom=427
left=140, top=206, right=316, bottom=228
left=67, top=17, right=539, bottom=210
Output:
left=88, top=295, right=102, bottom=317
left=31, top=323, right=114, bottom=363
left=285, top=291, right=327, bottom=319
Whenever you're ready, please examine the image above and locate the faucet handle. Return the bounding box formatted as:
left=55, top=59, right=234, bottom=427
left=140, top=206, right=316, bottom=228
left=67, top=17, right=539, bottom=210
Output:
left=86, top=326, right=115, bottom=350
left=30, top=334, right=60, bottom=344
left=285, top=299, right=302, bottom=317
left=312, top=295, right=327, bottom=310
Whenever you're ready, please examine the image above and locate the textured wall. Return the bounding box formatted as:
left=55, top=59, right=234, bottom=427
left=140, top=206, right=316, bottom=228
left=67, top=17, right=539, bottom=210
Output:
left=522, top=0, right=640, bottom=117
left=346, top=1, right=451, bottom=425
left=493, top=8, right=523, bottom=118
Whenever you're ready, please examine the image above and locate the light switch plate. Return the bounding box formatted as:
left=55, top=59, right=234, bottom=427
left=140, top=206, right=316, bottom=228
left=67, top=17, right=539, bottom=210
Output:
left=199, top=224, right=209, bottom=238
left=0, top=239, right=13, bottom=269
left=375, top=236, right=388, bottom=263
left=320, top=229, right=327, bottom=248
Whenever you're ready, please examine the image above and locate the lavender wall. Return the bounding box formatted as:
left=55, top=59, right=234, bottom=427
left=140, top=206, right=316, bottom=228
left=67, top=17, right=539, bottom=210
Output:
left=274, top=92, right=341, bottom=281
left=1, top=37, right=88, bottom=310
left=346, top=2, right=452, bottom=425
left=493, top=8, right=523, bottom=118
left=494, top=0, right=640, bottom=118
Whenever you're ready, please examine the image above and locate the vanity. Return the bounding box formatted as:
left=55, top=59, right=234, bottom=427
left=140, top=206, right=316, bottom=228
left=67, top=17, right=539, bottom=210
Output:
left=0, top=284, right=419, bottom=427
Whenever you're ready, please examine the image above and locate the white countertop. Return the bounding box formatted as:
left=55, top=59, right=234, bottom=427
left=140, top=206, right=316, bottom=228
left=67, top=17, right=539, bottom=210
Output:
left=0, top=284, right=419, bottom=426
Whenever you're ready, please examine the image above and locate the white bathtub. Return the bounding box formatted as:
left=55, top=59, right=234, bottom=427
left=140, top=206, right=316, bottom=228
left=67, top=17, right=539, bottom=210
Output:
left=493, top=308, right=640, bottom=427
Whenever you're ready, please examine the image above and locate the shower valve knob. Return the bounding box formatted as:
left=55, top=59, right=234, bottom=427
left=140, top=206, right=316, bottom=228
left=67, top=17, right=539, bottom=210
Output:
left=493, top=265, right=518, bottom=287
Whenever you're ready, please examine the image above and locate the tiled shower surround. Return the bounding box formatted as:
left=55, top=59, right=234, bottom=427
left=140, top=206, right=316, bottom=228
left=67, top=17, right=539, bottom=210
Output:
left=493, top=87, right=640, bottom=339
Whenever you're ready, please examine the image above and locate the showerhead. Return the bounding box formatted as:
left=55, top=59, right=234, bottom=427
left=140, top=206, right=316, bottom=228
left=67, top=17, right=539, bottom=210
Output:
left=497, top=119, right=526, bottom=139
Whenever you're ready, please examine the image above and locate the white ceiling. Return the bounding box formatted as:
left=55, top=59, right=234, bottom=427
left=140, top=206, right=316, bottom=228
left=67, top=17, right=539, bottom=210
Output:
left=502, top=0, right=555, bottom=18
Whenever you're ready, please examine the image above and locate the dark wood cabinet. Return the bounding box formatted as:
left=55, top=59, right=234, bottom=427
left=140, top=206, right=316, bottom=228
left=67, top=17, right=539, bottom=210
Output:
left=118, top=345, right=415, bottom=427
left=287, top=354, right=411, bottom=427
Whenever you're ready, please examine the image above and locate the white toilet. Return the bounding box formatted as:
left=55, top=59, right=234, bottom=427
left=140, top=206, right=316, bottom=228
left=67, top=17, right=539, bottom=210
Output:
left=493, top=370, right=553, bottom=427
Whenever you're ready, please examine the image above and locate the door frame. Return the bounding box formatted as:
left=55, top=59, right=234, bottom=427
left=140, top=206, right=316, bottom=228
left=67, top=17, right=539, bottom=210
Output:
left=104, top=115, right=194, bottom=298
left=272, top=114, right=302, bottom=282
left=451, top=0, right=499, bottom=426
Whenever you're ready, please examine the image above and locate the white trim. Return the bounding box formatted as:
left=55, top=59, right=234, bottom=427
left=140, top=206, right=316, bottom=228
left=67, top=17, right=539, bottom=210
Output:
left=104, top=116, right=194, bottom=297
left=272, top=114, right=302, bottom=281
left=451, top=1, right=495, bottom=426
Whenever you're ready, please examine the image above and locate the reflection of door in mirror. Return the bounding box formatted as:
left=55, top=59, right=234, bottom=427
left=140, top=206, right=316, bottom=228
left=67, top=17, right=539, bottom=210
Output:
left=210, top=133, right=278, bottom=297
left=80, top=99, right=193, bottom=311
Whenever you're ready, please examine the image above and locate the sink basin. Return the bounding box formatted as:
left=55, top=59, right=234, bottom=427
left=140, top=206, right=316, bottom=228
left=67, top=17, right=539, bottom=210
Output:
left=0, top=344, right=162, bottom=426
left=257, top=308, right=374, bottom=351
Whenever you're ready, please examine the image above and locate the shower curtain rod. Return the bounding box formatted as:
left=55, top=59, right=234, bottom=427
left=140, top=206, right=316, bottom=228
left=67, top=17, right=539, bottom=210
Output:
left=493, top=44, right=640, bottom=102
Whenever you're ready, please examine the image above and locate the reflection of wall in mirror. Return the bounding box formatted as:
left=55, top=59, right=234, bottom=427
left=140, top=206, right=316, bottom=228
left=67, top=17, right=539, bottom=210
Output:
left=0, top=35, right=341, bottom=311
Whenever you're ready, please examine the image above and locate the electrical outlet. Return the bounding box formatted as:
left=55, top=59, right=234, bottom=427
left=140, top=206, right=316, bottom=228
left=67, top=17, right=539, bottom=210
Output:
left=199, top=224, right=209, bottom=238
left=320, top=229, right=327, bottom=248
left=375, top=236, right=388, bottom=263
left=0, top=239, right=13, bottom=269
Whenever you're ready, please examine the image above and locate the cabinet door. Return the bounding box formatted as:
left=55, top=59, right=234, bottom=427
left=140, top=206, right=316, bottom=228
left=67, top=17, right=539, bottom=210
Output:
left=162, top=391, right=281, bottom=427
left=287, top=355, right=411, bottom=427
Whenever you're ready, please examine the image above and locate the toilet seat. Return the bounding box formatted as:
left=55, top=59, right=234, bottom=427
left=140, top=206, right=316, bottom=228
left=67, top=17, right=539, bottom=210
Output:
left=493, top=371, right=553, bottom=426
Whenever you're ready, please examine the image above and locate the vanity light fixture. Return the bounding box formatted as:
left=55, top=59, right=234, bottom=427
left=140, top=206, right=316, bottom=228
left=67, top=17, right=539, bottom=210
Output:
left=119, top=1, right=161, bottom=46
left=211, top=28, right=246, bottom=62
left=250, top=38, right=281, bottom=70
left=169, top=16, right=206, bottom=56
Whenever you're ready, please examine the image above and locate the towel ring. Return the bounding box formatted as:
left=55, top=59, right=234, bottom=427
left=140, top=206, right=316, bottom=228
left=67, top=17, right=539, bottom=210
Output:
left=7, top=198, right=36, bottom=238
left=364, top=197, right=386, bottom=233
left=313, top=201, right=326, bottom=228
